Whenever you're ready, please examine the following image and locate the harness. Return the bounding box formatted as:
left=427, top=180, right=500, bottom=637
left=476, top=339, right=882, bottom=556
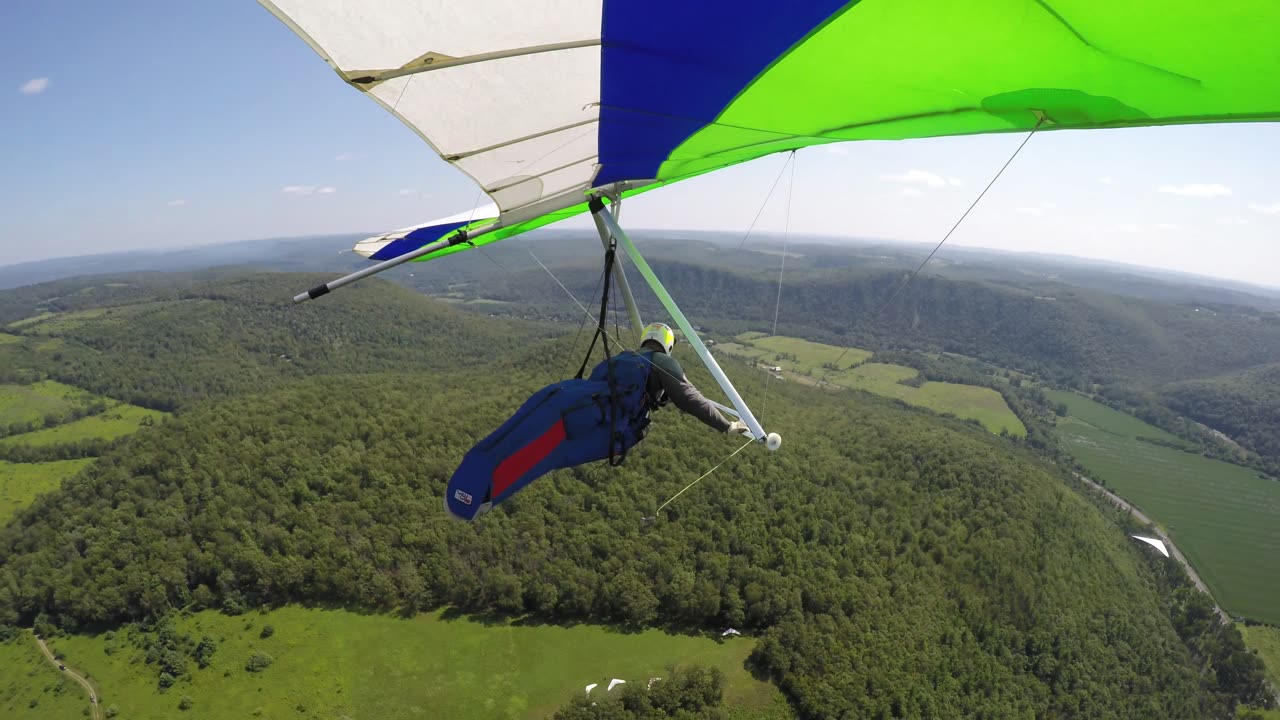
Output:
left=574, top=240, right=661, bottom=466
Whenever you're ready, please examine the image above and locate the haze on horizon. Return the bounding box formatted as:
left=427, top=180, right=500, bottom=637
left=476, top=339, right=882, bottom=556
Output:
left=3, top=3, right=1278, bottom=289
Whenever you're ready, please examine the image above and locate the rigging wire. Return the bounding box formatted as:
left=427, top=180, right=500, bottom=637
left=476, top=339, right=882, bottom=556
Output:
left=562, top=266, right=608, bottom=375
left=530, top=248, right=756, bottom=509
left=819, top=122, right=1043, bottom=382
left=760, top=151, right=796, bottom=422
left=737, top=153, right=796, bottom=250
left=529, top=249, right=681, bottom=388
left=655, top=437, right=755, bottom=515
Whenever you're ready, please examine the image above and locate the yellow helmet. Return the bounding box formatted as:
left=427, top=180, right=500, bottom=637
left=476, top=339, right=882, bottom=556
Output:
left=640, top=322, right=676, bottom=353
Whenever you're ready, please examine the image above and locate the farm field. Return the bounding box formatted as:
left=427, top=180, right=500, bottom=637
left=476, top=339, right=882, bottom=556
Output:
left=0, top=380, right=102, bottom=426
left=0, top=404, right=166, bottom=448
left=45, top=606, right=787, bottom=720
left=0, top=459, right=94, bottom=523
left=16, top=308, right=110, bottom=334
left=1048, top=390, right=1280, bottom=624
left=0, top=635, right=86, bottom=719
left=1239, top=623, right=1280, bottom=689
left=5, top=312, right=57, bottom=330
left=736, top=334, right=871, bottom=370
left=720, top=335, right=1025, bottom=436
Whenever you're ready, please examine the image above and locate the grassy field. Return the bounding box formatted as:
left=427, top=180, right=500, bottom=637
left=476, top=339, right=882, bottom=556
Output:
left=0, top=404, right=166, bottom=448
left=1048, top=390, right=1280, bottom=624
left=43, top=607, right=787, bottom=720
left=5, top=312, right=57, bottom=330
left=1239, top=624, right=1280, bottom=689
left=0, top=636, right=88, bottom=719
left=0, top=459, right=94, bottom=523
left=0, top=332, right=22, bottom=345
left=20, top=307, right=110, bottom=334
left=0, top=380, right=102, bottom=425
left=719, top=336, right=1025, bottom=436
left=738, top=334, right=872, bottom=371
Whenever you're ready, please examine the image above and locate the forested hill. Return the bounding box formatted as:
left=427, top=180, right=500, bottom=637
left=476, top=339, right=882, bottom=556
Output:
left=446, top=254, right=1280, bottom=387
left=1162, top=363, right=1280, bottom=460
left=0, top=273, right=548, bottom=410
left=0, top=272, right=1268, bottom=717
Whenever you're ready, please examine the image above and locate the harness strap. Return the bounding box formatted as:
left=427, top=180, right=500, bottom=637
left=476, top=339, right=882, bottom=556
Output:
left=574, top=242, right=626, bottom=465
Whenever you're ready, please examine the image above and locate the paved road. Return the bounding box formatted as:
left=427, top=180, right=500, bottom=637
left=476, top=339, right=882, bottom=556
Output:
left=1073, top=473, right=1229, bottom=624
left=32, top=632, right=100, bottom=720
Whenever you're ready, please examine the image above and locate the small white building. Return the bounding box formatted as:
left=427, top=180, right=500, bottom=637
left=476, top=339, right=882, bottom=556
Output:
left=608, top=679, right=626, bottom=692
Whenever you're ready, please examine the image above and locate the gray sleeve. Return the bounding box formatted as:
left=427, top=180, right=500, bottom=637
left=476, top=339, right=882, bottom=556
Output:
left=650, top=353, right=732, bottom=433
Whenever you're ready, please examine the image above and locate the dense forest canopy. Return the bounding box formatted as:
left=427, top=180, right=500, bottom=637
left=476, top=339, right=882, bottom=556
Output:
left=0, top=272, right=1271, bottom=718
left=0, top=273, right=548, bottom=411
left=1162, top=363, right=1280, bottom=461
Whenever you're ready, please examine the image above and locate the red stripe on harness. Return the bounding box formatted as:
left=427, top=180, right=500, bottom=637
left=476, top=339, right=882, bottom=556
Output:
left=492, top=419, right=566, bottom=497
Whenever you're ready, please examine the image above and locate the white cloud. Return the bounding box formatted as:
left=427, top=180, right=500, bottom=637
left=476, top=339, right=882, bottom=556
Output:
left=947, top=177, right=963, bottom=187
left=397, top=188, right=415, bottom=196
left=167, top=199, right=188, bottom=207
left=1099, top=177, right=1114, bottom=185
left=824, top=144, right=849, bottom=156
left=1157, top=183, right=1232, bottom=198
left=19, top=77, right=49, bottom=95
left=1155, top=223, right=1180, bottom=231
left=333, top=152, right=355, bottom=161
left=1248, top=202, right=1280, bottom=215
left=283, top=185, right=337, bottom=195
left=900, top=187, right=923, bottom=197
left=1115, top=223, right=1143, bottom=233
left=1217, top=217, right=1249, bottom=226
left=1040, top=202, right=1057, bottom=209
left=883, top=169, right=947, bottom=187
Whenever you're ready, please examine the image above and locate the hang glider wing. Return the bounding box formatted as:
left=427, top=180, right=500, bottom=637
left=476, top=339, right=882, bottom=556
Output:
left=261, top=0, right=1280, bottom=259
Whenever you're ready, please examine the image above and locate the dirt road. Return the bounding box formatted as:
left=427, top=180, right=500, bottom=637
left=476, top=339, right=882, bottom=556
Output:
left=32, top=632, right=100, bottom=720
left=1074, top=473, right=1229, bottom=624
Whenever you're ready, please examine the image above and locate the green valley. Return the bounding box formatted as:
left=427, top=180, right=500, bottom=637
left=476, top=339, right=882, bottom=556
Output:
left=719, top=333, right=1025, bottom=436
left=1048, top=389, right=1280, bottom=624
left=0, top=272, right=1271, bottom=719
left=40, top=606, right=783, bottom=720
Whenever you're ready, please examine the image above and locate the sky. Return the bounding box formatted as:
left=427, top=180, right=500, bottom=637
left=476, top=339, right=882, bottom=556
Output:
left=2, top=2, right=1278, bottom=288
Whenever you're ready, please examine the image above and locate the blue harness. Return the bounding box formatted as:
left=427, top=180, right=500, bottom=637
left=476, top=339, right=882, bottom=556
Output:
left=444, top=350, right=659, bottom=521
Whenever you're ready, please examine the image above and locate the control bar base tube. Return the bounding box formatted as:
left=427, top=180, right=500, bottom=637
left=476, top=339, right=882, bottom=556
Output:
left=291, top=221, right=500, bottom=303
left=594, top=202, right=768, bottom=442
left=590, top=199, right=644, bottom=344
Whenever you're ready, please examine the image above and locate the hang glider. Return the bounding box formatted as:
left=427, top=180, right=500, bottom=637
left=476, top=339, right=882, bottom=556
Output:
left=1131, top=535, right=1171, bottom=558
left=260, top=0, right=1280, bottom=450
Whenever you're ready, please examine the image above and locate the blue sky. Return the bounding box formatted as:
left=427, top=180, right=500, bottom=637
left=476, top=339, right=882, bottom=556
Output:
left=3, top=2, right=1278, bottom=287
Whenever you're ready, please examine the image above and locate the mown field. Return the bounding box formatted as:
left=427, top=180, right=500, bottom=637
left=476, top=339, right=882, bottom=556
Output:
left=0, top=404, right=166, bottom=448
left=44, top=607, right=787, bottom=720
left=1239, top=624, right=1280, bottom=689
left=0, top=380, right=101, bottom=425
left=0, top=376, right=164, bottom=520
left=1048, top=390, right=1280, bottom=624
left=0, top=459, right=94, bottom=523
left=0, top=635, right=87, bottom=719
left=720, top=335, right=1025, bottom=436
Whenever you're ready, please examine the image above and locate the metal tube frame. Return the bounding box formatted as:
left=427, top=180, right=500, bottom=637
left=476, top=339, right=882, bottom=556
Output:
left=591, top=199, right=768, bottom=442
left=291, top=221, right=500, bottom=303
left=591, top=207, right=644, bottom=345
